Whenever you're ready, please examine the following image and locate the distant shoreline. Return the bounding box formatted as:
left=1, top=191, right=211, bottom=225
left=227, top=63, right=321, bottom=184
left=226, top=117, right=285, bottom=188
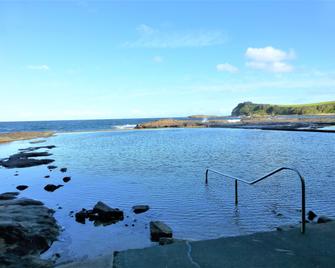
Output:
left=0, top=131, right=54, bottom=144
left=1, top=115, right=335, bottom=145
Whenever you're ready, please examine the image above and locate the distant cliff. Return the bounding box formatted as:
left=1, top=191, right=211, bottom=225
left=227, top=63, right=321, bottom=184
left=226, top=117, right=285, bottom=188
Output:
left=231, top=101, right=335, bottom=116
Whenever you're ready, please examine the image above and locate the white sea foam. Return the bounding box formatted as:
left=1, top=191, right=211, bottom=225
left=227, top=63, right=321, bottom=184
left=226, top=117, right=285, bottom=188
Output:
left=112, top=124, right=137, bottom=130
left=227, top=119, right=241, bottom=123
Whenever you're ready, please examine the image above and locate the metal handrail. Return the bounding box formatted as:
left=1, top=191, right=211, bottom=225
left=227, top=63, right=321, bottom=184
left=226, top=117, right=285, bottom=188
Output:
left=205, top=167, right=306, bottom=233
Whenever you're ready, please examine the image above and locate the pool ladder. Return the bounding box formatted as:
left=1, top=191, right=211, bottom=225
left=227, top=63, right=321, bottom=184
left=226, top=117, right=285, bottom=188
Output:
left=205, top=167, right=306, bottom=233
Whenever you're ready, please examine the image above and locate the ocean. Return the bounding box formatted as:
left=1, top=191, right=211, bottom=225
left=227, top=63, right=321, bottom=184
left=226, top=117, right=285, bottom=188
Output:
left=0, top=118, right=162, bottom=133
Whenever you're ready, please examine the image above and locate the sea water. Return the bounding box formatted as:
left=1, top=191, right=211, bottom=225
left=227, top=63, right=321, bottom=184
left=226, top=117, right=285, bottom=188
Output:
left=0, top=127, right=334, bottom=262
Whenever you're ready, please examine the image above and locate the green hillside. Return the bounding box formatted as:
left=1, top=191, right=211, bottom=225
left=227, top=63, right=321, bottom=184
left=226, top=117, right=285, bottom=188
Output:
left=231, top=101, right=335, bottom=116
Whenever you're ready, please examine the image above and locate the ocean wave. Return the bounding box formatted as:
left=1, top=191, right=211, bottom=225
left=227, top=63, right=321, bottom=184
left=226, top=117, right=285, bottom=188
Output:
left=112, top=124, right=137, bottom=130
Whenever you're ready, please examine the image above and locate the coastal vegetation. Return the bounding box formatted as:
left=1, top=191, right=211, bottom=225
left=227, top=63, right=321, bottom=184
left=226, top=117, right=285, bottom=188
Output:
left=231, top=101, right=335, bottom=116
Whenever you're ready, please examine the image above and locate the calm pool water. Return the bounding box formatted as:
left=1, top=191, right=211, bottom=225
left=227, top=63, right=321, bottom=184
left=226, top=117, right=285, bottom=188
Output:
left=0, top=128, right=334, bottom=262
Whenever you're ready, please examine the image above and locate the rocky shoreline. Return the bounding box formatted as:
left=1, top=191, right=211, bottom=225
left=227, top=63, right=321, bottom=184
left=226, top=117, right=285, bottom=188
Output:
left=135, top=116, right=335, bottom=132
left=0, top=132, right=54, bottom=144
left=0, top=192, right=60, bottom=268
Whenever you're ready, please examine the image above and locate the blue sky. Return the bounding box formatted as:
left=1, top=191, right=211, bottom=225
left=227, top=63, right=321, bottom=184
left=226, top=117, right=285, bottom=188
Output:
left=0, top=1, right=334, bottom=121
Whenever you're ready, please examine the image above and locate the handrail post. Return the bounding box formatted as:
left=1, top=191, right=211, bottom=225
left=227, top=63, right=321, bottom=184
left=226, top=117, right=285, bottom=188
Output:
left=301, top=175, right=306, bottom=234
left=235, top=179, right=238, bottom=205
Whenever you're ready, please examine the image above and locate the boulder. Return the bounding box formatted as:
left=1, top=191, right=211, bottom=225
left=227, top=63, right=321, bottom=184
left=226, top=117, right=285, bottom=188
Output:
left=150, top=221, right=173, bottom=242
left=44, top=184, right=63, bottom=192
left=60, top=168, right=67, bottom=172
left=132, top=205, right=150, bottom=214
left=63, top=176, right=71, bottom=183
left=0, top=192, right=59, bottom=267
left=16, top=185, right=29, bottom=191
left=93, top=201, right=124, bottom=221
left=75, top=210, right=87, bottom=224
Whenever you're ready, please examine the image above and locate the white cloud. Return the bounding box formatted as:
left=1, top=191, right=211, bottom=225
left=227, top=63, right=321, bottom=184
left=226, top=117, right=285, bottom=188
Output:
left=246, top=61, right=293, bottom=73
left=245, top=46, right=295, bottom=73
left=27, top=65, right=50, bottom=71
left=153, top=56, right=163, bottom=63
left=216, top=63, right=238, bottom=73
left=123, top=24, right=227, bottom=48
left=246, top=46, right=295, bottom=62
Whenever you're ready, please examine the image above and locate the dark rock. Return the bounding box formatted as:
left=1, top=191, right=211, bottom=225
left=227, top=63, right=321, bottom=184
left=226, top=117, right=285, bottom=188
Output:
left=44, top=175, right=50, bottom=178
left=63, top=176, right=71, bottom=183
left=150, top=221, right=173, bottom=242
left=16, top=185, right=29, bottom=191
left=93, top=201, right=124, bottom=221
left=131, top=224, right=135, bottom=227
left=125, top=224, right=128, bottom=227
left=0, top=158, right=55, bottom=169
left=132, top=205, right=150, bottom=214
left=0, top=193, right=59, bottom=267
left=44, top=184, right=63, bottom=192
left=19, top=145, right=56, bottom=152
left=0, top=192, right=19, bottom=200
left=29, top=140, right=47, bottom=144
left=307, top=210, right=332, bottom=223
left=0, top=151, right=54, bottom=169
left=75, top=210, right=87, bottom=224
left=74, top=202, right=124, bottom=225
left=14, top=173, right=19, bottom=176
left=47, top=165, right=57, bottom=170
left=11, top=151, right=52, bottom=158
left=60, top=168, right=67, bottom=172
left=307, top=210, right=317, bottom=221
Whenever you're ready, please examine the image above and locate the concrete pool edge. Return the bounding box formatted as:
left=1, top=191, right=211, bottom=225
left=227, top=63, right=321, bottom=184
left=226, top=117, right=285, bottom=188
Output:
left=55, top=221, right=335, bottom=268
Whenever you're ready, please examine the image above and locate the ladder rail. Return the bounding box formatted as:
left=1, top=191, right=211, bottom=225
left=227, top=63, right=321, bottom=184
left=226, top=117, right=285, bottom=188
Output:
left=205, top=167, right=306, bottom=233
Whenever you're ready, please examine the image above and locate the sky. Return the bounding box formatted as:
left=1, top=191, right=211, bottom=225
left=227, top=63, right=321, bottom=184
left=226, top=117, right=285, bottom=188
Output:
left=0, top=0, right=335, bottom=121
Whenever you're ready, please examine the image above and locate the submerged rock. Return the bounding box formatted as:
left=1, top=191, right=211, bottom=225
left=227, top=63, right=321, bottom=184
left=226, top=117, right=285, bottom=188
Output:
left=47, top=165, right=57, bottom=170
left=150, top=221, right=173, bottom=242
left=0, top=156, right=54, bottom=169
left=29, top=139, right=47, bottom=144
left=132, top=205, right=150, bottom=214
left=159, top=237, right=175, bottom=246
left=44, top=184, right=63, bottom=192
left=19, top=145, right=56, bottom=152
left=60, top=167, right=67, bottom=173
left=16, top=185, right=29, bottom=191
left=63, top=176, right=71, bottom=183
left=0, top=192, right=59, bottom=268
left=44, top=175, right=50, bottom=178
